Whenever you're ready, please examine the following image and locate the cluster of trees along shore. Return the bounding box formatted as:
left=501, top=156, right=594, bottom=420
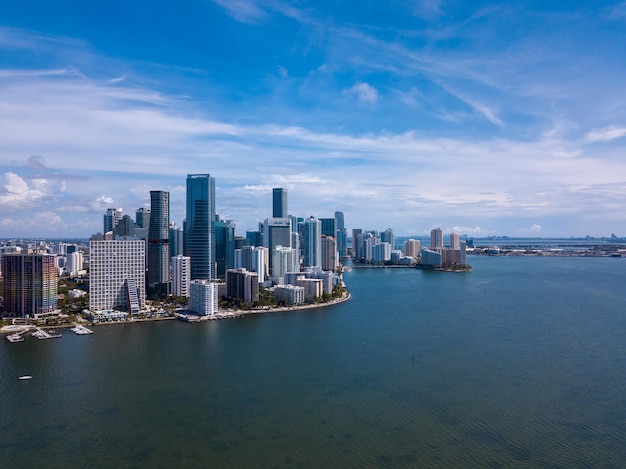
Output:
left=52, top=277, right=347, bottom=317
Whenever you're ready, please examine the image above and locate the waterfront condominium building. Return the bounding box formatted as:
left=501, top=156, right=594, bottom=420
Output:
left=321, top=235, right=338, bottom=271
left=403, top=239, right=421, bottom=258
left=89, top=239, right=145, bottom=314
left=226, top=268, right=259, bottom=303
left=235, top=246, right=267, bottom=284
left=185, top=174, right=216, bottom=280
left=171, top=255, right=191, bottom=297
left=430, top=228, right=443, bottom=250
left=272, top=187, right=287, bottom=218
left=188, top=280, right=219, bottom=316
left=270, top=245, right=298, bottom=284
left=1, top=253, right=58, bottom=318
left=147, top=190, right=170, bottom=299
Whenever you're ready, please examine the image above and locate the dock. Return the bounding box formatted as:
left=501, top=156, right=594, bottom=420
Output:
left=71, top=324, right=94, bottom=335
left=6, top=332, right=26, bottom=343
left=32, top=327, right=62, bottom=340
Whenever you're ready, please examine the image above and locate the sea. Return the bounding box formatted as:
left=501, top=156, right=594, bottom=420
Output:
left=2, top=255, right=626, bottom=468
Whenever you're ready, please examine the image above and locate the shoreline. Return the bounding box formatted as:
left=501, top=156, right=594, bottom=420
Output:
left=2, top=292, right=352, bottom=333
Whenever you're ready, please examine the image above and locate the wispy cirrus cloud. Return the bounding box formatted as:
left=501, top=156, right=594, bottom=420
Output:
left=584, top=126, right=626, bottom=143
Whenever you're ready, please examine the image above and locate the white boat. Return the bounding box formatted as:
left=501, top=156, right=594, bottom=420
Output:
left=19, top=375, right=32, bottom=380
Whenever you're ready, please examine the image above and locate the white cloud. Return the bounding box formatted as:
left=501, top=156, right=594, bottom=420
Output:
left=0, top=172, right=48, bottom=210
left=584, top=126, right=626, bottom=143
left=344, top=82, right=379, bottom=104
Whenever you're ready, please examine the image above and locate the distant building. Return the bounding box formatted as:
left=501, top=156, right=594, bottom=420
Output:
left=381, top=228, right=395, bottom=250
left=89, top=239, right=145, bottom=314
left=2, top=253, right=58, bottom=318
left=103, top=208, right=123, bottom=234
left=66, top=251, right=84, bottom=277
left=171, top=255, right=191, bottom=297
left=169, top=223, right=184, bottom=258
left=270, top=245, right=298, bottom=285
left=272, top=188, right=288, bottom=218
left=189, top=280, right=219, bottom=316
left=372, top=242, right=392, bottom=263
left=215, top=217, right=236, bottom=279
left=320, top=218, right=336, bottom=238
left=421, top=248, right=442, bottom=267
left=335, top=211, right=347, bottom=258
left=430, top=228, right=443, bottom=250
left=450, top=232, right=460, bottom=250
left=135, top=207, right=151, bottom=229
left=235, top=246, right=268, bottom=284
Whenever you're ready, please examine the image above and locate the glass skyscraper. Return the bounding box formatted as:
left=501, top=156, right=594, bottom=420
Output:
left=272, top=188, right=287, bottom=218
left=185, top=174, right=216, bottom=279
left=147, top=190, right=170, bottom=299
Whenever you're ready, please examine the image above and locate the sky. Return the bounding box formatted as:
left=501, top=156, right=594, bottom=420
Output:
left=1, top=1, right=626, bottom=238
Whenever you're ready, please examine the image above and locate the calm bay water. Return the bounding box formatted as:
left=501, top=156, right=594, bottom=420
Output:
left=3, top=256, right=626, bottom=467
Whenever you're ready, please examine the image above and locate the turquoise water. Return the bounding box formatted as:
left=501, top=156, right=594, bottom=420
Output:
left=2, top=256, right=626, bottom=467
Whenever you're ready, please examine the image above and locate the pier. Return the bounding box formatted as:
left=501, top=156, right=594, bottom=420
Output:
left=71, top=325, right=94, bottom=335
left=32, top=328, right=62, bottom=340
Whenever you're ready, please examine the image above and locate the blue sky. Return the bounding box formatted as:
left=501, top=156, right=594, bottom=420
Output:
left=1, top=1, right=626, bottom=238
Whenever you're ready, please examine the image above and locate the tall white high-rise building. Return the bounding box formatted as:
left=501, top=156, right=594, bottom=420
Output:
left=171, top=255, right=191, bottom=297
left=89, top=239, right=145, bottom=314
left=104, top=208, right=123, bottom=233
left=66, top=251, right=84, bottom=277
left=189, top=280, right=219, bottom=316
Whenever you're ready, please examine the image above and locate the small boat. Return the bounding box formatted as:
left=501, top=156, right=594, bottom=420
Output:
left=18, top=375, right=32, bottom=380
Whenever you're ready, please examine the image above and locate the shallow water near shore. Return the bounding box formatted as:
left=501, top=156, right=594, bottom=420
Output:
left=2, top=256, right=626, bottom=467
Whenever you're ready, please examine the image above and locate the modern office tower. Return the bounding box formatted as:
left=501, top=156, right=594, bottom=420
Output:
left=113, top=215, right=136, bottom=238
left=335, top=211, right=347, bottom=258
left=263, top=217, right=292, bottom=269
left=246, top=230, right=262, bottom=247
left=171, top=255, right=191, bottom=297
left=104, top=208, right=123, bottom=233
left=2, top=253, right=58, bottom=318
left=351, top=228, right=363, bottom=259
left=372, top=242, right=392, bottom=264
left=226, top=268, right=259, bottom=303
left=215, top=217, right=236, bottom=280
left=186, top=174, right=216, bottom=280
left=321, top=235, right=338, bottom=271
left=136, top=207, right=151, bottom=229
left=270, top=245, right=298, bottom=284
left=303, top=216, right=322, bottom=268
left=272, top=188, right=287, bottom=218
left=234, top=236, right=245, bottom=250
left=66, top=251, right=84, bottom=277
left=188, top=280, right=219, bottom=316
left=450, top=232, right=460, bottom=250
left=320, top=218, right=336, bottom=237
left=89, top=239, right=145, bottom=314
left=381, top=228, right=395, bottom=250
left=404, top=239, right=421, bottom=258
left=430, top=228, right=443, bottom=250
left=169, top=223, right=184, bottom=259
left=235, top=246, right=267, bottom=284
left=147, top=190, right=170, bottom=299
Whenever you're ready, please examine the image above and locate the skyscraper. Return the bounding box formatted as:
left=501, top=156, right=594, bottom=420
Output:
left=430, top=228, right=443, bottom=250
left=171, top=255, right=191, bottom=297
left=215, top=217, right=236, bottom=279
left=450, top=232, right=460, bottom=249
left=303, top=216, right=322, bottom=268
left=335, top=211, right=347, bottom=258
left=185, top=174, right=216, bottom=279
left=147, top=191, right=170, bottom=299
left=103, top=208, right=123, bottom=234
left=272, top=188, right=287, bottom=218
left=135, top=208, right=150, bottom=229
left=2, top=253, right=58, bottom=318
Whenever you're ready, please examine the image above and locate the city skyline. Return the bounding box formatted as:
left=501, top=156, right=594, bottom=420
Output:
left=2, top=2, right=626, bottom=238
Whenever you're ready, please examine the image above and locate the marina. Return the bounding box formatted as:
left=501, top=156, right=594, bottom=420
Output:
left=31, top=328, right=62, bottom=340
left=6, top=332, right=26, bottom=343
left=71, top=325, right=94, bottom=335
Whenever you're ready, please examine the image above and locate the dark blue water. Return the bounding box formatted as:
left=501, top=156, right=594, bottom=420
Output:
left=2, top=256, right=626, bottom=467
